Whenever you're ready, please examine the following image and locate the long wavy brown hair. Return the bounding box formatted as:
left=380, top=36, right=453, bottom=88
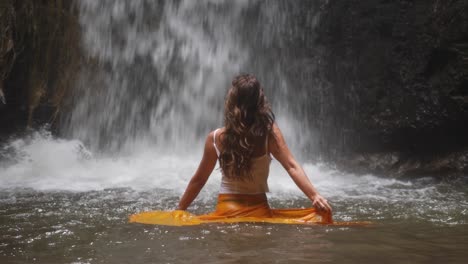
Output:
left=219, top=74, right=275, bottom=180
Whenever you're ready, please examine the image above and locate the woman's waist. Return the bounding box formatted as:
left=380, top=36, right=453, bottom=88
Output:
left=219, top=183, right=269, bottom=194
left=217, top=193, right=268, bottom=206
left=220, top=174, right=270, bottom=194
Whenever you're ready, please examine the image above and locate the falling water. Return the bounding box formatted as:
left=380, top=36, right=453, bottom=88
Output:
left=64, top=0, right=315, bottom=154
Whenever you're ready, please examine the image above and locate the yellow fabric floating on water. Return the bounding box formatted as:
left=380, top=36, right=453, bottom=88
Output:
left=129, top=193, right=336, bottom=226
left=129, top=208, right=332, bottom=226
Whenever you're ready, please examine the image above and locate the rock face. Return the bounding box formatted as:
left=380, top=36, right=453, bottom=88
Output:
left=0, top=0, right=81, bottom=139
left=312, top=0, right=468, bottom=177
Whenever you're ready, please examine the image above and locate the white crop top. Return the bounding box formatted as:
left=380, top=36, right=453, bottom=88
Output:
left=213, top=129, right=271, bottom=194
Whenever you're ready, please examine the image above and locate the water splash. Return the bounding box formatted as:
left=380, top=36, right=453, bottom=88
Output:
left=1, top=132, right=464, bottom=204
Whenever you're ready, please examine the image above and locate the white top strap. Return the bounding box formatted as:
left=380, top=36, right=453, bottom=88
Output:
left=213, top=129, right=220, bottom=157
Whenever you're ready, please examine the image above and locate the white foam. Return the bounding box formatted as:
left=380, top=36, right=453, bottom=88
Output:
left=1, top=131, right=434, bottom=205
left=0, top=131, right=213, bottom=192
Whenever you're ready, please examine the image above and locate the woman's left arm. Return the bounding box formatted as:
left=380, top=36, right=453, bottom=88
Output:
left=177, top=131, right=218, bottom=210
left=269, top=123, right=332, bottom=213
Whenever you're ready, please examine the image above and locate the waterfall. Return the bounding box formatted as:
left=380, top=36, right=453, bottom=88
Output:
left=64, top=0, right=320, bottom=155
left=1, top=0, right=327, bottom=193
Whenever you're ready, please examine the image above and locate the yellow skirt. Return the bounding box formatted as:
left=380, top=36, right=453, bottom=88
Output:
left=129, top=193, right=334, bottom=226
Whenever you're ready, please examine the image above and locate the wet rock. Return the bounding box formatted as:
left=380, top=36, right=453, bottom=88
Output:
left=0, top=0, right=82, bottom=137
left=311, top=0, right=468, bottom=177
left=0, top=86, right=5, bottom=105
left=339, top=150, right=468, bottom=178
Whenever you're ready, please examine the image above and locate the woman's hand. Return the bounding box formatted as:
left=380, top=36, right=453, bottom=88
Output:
left=311, top=194, right=332, bottom=213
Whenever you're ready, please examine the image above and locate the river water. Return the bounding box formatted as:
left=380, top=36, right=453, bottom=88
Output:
left=1, top=0, right=468, bottom=263
left=1, top=131, right=467, bottom=263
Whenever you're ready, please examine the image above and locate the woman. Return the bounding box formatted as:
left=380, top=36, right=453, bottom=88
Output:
left=176, top=74, right=332, bottom=224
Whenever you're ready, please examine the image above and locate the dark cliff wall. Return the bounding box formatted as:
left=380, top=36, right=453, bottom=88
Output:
left=313, top=0, right=468, bottom=176
left=0, top=0, right=81, bottom=138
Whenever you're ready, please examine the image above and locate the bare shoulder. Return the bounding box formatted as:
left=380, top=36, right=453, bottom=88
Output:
left=269, top=123, right=284, bottom=142
left=211, top=127, right=225, bottom=141
left=268, top=123, right=287, bottom=153
left=271, top=123, right=281, bottom=135
left=205, top=130, right=215, bottom=145
left=206, top=127, right=225, bottom=148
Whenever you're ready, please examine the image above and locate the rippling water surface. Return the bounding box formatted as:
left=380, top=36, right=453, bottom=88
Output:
left=1, top=132, right=467, bottom=263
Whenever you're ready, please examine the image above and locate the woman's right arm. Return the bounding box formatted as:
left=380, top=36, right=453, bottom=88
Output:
left=269, top=123, right=332, bottom=213
left=177, top=131, right=218, bottom=210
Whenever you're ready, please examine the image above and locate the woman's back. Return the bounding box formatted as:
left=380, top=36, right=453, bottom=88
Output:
left=213, top=128, right=271, bottom=194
